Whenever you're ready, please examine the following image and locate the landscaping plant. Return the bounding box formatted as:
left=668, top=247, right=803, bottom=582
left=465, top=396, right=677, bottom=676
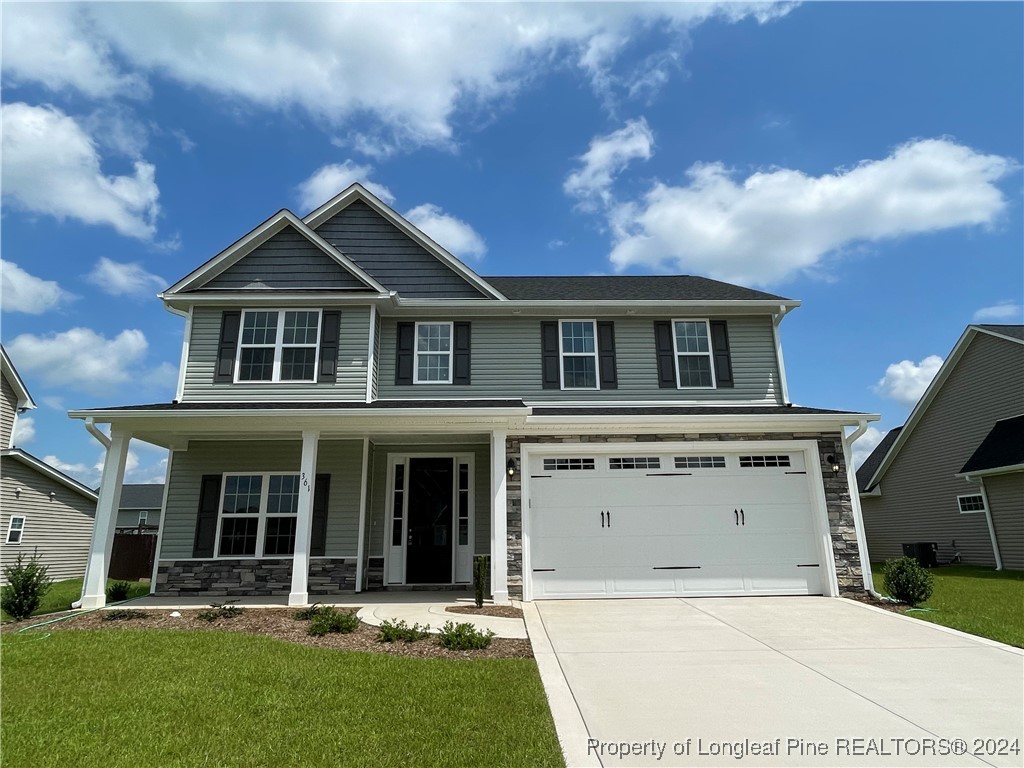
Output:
left=106, top=581, right=133, bottom=601
left=378, top=618, right=431, bottom=643
left=473, top=555, right=490, bottom=608
left=197, top=601, right=245, bottom=622
left=293, top=603, right=323, bottom=621
left=438, top=620, right=495, bottom=650
left=1, top=552, right=53, bottom=620
left=883, top=556, right=935, bottom=606
left=307, top=606, right=360, bottom=636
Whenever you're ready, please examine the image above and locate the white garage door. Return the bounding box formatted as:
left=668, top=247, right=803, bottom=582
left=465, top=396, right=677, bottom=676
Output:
left=528, top=448, right=827, bottom=599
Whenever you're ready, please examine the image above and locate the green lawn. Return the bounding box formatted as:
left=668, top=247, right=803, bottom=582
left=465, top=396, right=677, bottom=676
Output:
left=873, top=564, right=1024, bottom=647
left=1, top=629, right=564, bottom=768
left=2, top=578, right=150, bottom=622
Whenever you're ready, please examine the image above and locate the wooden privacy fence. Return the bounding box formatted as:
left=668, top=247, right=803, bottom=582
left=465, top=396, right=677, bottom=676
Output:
left=109, top=530, right=158, bottom=581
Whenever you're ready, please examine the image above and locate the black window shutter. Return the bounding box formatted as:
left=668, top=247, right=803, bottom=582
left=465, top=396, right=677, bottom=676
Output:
left=192, top=475, right=222, bottom=558
left=310, top=474, right=331, bottom=557
left=597, top=321, right=618, bottom=389
left=395, top=322, right=415, bottom=385
left=540, top=322, right=560, bottom=389
left=318, top=311, right=341, bottom=383
left=453, top=322, right=471, bottom=385
left=215, top=311, right=241, bottom=383
left=653, top=321, right=677, bottom=388
left=709, top=320, right=734, bottom=388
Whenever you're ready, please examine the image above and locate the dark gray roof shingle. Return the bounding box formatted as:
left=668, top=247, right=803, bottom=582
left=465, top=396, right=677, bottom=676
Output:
left=974, top=324, right=1024, bottom=341
left=484, top=276, right=790, bottom=302
left=119, top=484, right=166, bottom=509
left=855, top=426, right=903, bottom=492
left=959, top=415, right=1024, bottom=475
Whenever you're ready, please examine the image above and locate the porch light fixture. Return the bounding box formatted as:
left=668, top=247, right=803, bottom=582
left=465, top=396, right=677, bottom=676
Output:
left=826, top=455, right=840, bottom=475
left=506, top=458, right=518, bottom=478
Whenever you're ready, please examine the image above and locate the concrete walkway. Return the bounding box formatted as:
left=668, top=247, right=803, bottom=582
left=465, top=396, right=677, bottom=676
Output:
left=529, top=597, right=1024, bottom=768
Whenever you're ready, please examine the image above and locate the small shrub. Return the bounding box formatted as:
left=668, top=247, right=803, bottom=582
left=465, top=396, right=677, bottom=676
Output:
left=378, top=618, right=431, bottom=643
left=197, top=601, right=244, bottom=622
left=438, top=620, right=495, bottom=650
left=308, top=607, right=360, bottom=636
left=106, top=581, right=132, bottom=601
left=103, top=609, right=147, bottom=622
left=293, top=603, right=323, bottom=621
left=1, top=552, right=53, bottom=620
left=473, top=555, right=490, bottom=608
left=884, top=557, right=935, bottom=606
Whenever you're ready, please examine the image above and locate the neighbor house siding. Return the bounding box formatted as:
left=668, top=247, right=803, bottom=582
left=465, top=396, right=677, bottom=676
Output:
left=313, top=201, right=486, bottom=298
left=181, top=306, right=371, bottom=401
left=158, top=440, right=364, bottom=560
left=986, top=473, right=1024, bottom=571
left=1, top=375, right=17, bottom=449
left=0, top=458, right=96, bottom=583
left=861, top=333, right=1024, bottom=566
left=377, top=315, right=782, bottom=402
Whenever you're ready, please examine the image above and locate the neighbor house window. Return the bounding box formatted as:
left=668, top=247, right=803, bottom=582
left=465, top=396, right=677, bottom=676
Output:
left=414, top=322, right=453, bottom=383
left=236, top=310, right=320, bottom=382
left=6, top=516, right=25, bottom=544
left=217, top=474, right=300, bottom=556
left=138, top=511, right=148, bottom=526
left=560, top=320, right=598, bottom=389
left=957, top=494, right=986, bottom=514
left=673, top=319, right=715, bottom=388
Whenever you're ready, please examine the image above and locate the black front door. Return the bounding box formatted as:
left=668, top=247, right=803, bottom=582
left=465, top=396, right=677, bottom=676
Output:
left=406, top=458, right=454, bottom=584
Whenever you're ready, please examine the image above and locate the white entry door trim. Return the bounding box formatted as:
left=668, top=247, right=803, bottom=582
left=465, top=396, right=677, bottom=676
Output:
left=520, top=440, right=838, bottom=601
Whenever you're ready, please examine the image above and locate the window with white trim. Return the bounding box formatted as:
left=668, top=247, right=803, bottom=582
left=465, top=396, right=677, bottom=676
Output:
left=675, top=456, right=727, bottom=469
left=236, top=310, right=321, bottom=382
left=6, top=516, right=26, bottom=544
left=739, top=455, right=792, bottom=468
left=560, top=320, right=598, bottom=389
left=138, top=511, right=148, bottom=526
left=673, top=319, right=715, bottom=388
left=543, top=458, right=596, bottom=471
left=957, top=494, right=986, bottom=514
left=609, top=457, right=661, bottom=470
left=217, top=474, right=300, bottom=557
left=414, top=322, right=453, bottom=383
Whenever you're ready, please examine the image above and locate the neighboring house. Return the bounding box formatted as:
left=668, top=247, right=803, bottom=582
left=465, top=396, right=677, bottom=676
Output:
left=116, top=484, right=165, bottom=531
left=1, top=347, right=98, bottom=583
left=70, top=184, right=878, bottom=609
left=858, top=325, right=1024, bottom=570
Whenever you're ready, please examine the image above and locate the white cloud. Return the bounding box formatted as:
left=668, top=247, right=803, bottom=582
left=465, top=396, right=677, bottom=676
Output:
left=2, top=3, right=790, bottom=151
left=564, top=118, right=655, bottom=208
left=86, top=257, right=166, bottom=298
left=875, top=355, right=944, bottom=408
left=1, top=103, right=161, bottom=240
left=404, top=204, right=487, bottom=260
left=972, top=301, right=1022, bottom=322
left=11, top=416, right=36, bottom=446
left=44, top=454, right=95, bottom=485
left=295, top=161, right=395, bottom=212
left=7, top=327, right=150, bottom=396
left=851, top=426, right=885, bottom=469
left=607, top=138, right=1017, bottom=286
left=1, top=260, right=71, bottom=314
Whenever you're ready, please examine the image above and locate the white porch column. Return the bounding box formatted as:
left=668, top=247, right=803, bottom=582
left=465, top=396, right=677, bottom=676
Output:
left=490, top=430, right=509, bottom=604
left=80, top=430, right=131, bottom=609
left=289, top=429, right=320, bottom=606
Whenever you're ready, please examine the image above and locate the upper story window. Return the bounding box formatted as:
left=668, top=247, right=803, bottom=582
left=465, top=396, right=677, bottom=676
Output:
left=673, top=319, right=715, bottom=388
left=6, top=515, right=25, bottom=544
left=414, top=322, right=453, bottom=384
left=654, top=319, right=733, bottom=390
left=236, top=310, right=321, bottom=382
left=560, top=320, right=599, bottom=389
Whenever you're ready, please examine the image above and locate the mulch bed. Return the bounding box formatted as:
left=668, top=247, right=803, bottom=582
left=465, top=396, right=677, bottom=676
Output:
left=842, top=592, right=909, bottom=614
left=24, top=608, right=534, bottom=660
left=446, top=605, right=524, bottom=619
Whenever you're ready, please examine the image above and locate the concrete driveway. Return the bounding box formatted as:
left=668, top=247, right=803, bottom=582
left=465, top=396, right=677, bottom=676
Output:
left=525, top=598, right=1023, bottom=768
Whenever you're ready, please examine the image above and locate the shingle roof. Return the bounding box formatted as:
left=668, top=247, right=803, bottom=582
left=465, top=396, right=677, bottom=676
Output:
left=959, top=415, right=1024, bottom=475
left=974, top=324, right=1024, bottom=341
left=119, top=484, right=166, bottom=509
left=855, top=426, right=903, bottom=492
left=484, top=276, right=790, bottom=302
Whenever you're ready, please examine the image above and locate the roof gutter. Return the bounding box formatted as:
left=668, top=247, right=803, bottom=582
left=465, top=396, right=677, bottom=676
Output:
left=772, top=304, right=793, bottom=405
left=841, top=419, right=877, bottom=594
left=961, top=474, right=1004, bottom=570
left=84, top=417, right=111, bottom=449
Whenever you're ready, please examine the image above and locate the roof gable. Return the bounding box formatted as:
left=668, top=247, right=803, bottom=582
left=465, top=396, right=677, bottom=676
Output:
left=165, top=210, right=386, bottom=295
left=1, top=346, right=36, bottom=411
left=304, top=184, right=503, bottom=300
left=1, top=448, right=98, bottom=502
left=959, top=414, right=1024, bottom=476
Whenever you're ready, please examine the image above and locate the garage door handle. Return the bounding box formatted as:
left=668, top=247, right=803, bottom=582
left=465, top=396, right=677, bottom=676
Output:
left=734, top=509, right=739, bottom=526
left=600, top=511, right=605, bottom=528
left=740, top=509, right=745, bottom=526
left=607, top=511, right=611, bottom=528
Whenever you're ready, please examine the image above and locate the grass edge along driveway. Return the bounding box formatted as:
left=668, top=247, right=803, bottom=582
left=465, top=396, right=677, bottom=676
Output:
left=1, top=629, right=564, bottom=768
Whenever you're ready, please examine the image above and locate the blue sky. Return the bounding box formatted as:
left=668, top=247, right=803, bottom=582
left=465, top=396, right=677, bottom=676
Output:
left=2, top=2, right=1021, bottom=486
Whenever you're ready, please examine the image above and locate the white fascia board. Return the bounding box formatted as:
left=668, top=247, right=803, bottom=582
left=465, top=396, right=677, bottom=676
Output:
left=0, top=347, right=37, bottom=410
left=301, top=183, right=506, bottom=301
left=0, top=449, right=98, bottom=501
left=161, top=292, right=392, bottom=312
left=972, top=325, right=1024, bottom=345
left=521, top=413, right=878, bottom=433
left=956, top=463, right=1024, bottom=480
left=390, top=297, right=801, bottom=314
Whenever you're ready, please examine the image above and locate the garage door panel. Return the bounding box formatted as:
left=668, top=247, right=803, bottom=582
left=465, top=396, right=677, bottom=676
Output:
left=746, top=564, right=823, bottom=594
left=532, top=568, right=609, bottom=598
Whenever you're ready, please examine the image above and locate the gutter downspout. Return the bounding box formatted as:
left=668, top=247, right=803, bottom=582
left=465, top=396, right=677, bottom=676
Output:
left=772, top=305, right=792, bottom=405
left=74, top=418, right=113, bottom=608
left=966, top=475, right=1003, bottom=571
left=841, top=419, right=878, bottom=596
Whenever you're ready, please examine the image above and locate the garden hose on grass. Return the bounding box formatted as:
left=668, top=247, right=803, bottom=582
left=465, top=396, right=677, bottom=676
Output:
left=4, top=594, right=150, bottom=644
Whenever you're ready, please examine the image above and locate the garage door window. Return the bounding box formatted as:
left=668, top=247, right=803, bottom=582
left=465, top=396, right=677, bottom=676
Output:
left=675, top=456, right=727, bottom=469
left=739, top=455, right=792, bottom=468
left=543, top=458, right=595, bottom=471
left=609, top=457, right=661, bottom=470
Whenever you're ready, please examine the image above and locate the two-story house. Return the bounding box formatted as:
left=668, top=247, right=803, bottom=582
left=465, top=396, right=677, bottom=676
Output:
left=71, top=184, right=878, bottom=608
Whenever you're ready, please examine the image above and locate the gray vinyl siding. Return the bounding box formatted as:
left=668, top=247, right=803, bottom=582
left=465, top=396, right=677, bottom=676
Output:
left=314, top=201, right=486, bottom=298
left=986, top=473, right=1024, bottom=571
left=202, top=227, right=372, bottom=290
left=369, top=311, right=381, bottom=401
left=0, top=457, right=96, bottom=584
left=181, top=306, right=370, bottom=401
left=377, top=315, right=782, bottom=402
left=367, top=443, right=491, bottom=557
left=159, top=440, right=365, bottom=560
left=116, top=507, right=162, bottom=529
left=1, top=374, right=16, bottom=449
left=861, top=333, right=1024, bottom=566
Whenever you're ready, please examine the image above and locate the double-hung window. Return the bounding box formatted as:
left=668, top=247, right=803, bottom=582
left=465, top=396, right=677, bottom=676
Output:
left=673, top=319, right=715, bottom=388
left=217, top=474, right=300, bottom=557
left=414, top=322, right=453, bottom=383
left=6, top=516, right=25, bottom=544
left=236, top=310, right=321, bottom=382
left=560, top=320, right=598, bottom=389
